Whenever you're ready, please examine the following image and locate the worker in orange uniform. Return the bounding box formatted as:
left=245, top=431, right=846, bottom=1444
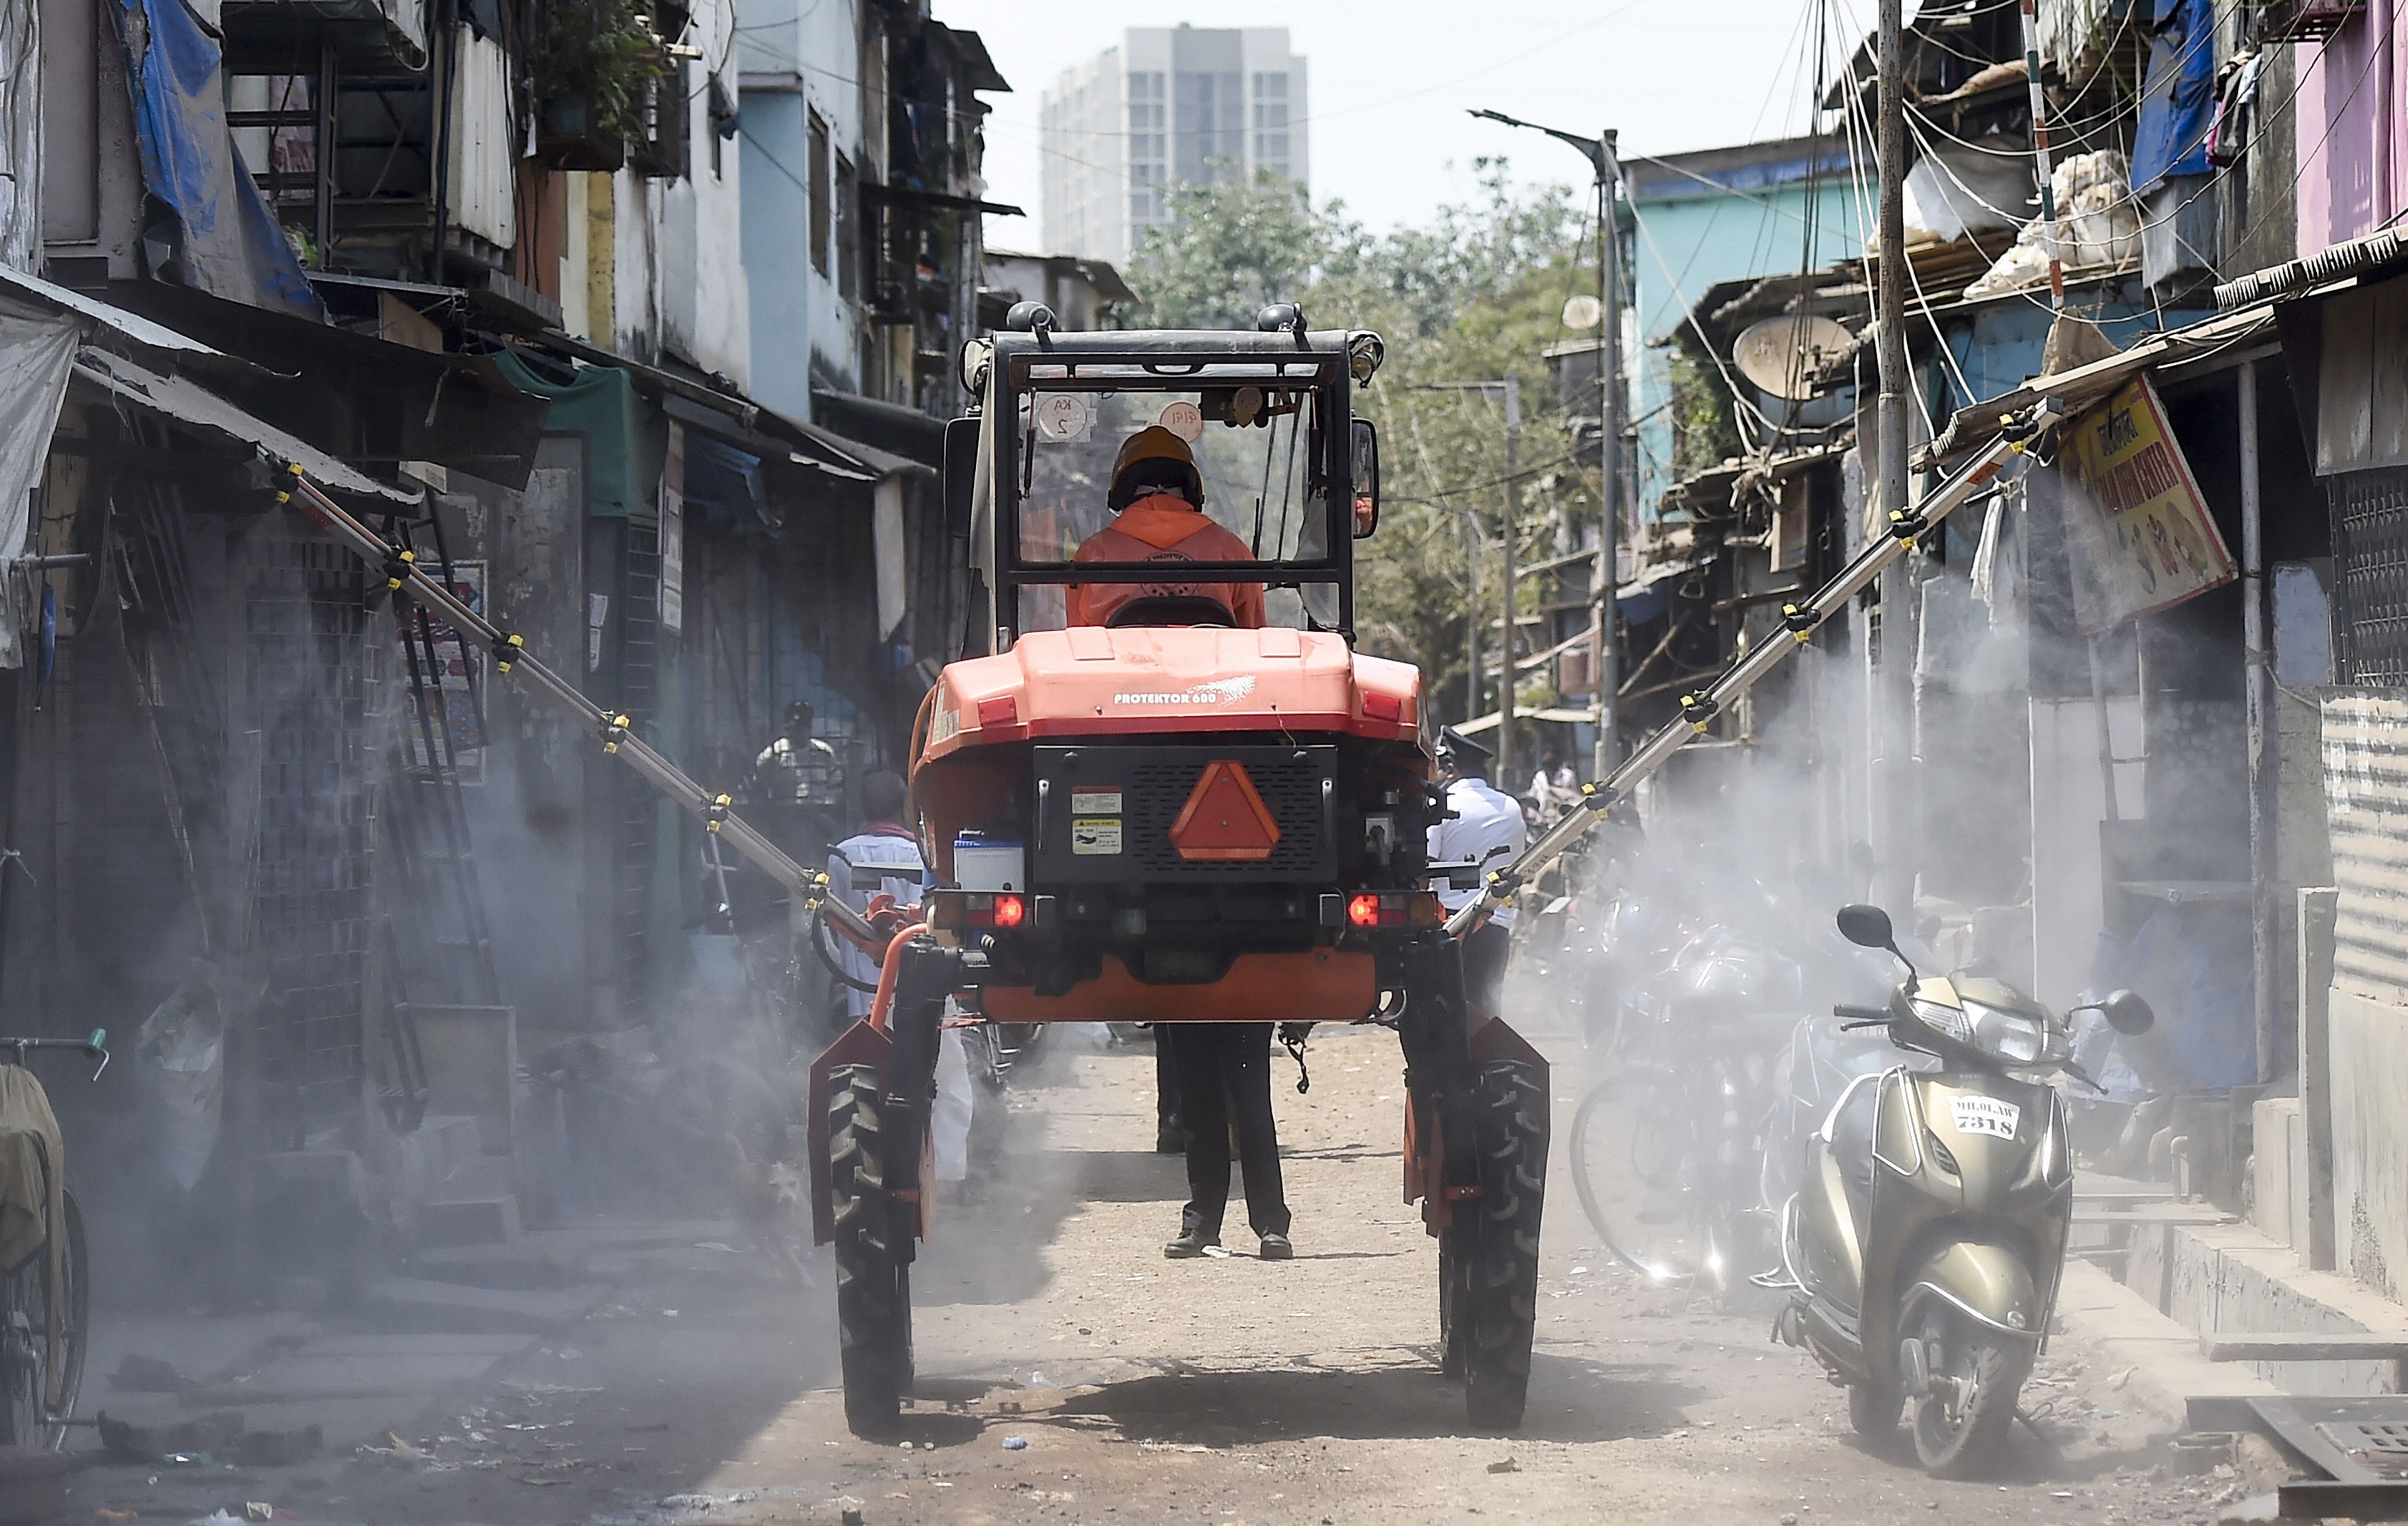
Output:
left=1067, top=426, right=1266, bottom=629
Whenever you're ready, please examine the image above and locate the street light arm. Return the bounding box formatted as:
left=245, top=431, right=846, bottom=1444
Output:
left=1466, top=108, right=1610, bottom=182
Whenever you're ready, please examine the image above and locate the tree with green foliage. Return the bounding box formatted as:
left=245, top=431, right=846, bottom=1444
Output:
left=1123, top=176, right=1334, bottom=330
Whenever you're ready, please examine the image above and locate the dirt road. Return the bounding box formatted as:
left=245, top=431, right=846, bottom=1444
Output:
left=199, top=1020, right=2249, bottom=1526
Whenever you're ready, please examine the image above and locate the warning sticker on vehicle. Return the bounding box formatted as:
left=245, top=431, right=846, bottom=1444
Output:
left=1949, top=1094, right=2021, bottom=1140
left=1071, top=818, right=1123, bottom=855
left=1071, top=790, right=1123, bottom=815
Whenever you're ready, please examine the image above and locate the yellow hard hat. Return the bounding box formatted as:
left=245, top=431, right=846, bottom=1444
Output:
left=1109, top=425, right=1202, bottom=509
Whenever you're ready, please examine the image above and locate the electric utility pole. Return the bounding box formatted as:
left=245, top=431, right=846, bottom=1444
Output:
left=1469, top=109, right=1623, bottom=783
left=1874, top=0, right=1919, bottom=911
left=1501, top=372, right=1522, bottom=784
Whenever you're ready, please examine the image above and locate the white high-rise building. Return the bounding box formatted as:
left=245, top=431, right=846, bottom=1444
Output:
left=1040, top=26, right=1308, bottom=265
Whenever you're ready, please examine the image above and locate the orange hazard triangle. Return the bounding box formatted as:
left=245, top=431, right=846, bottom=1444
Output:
left=1167, top=760, right=1282, bottom=862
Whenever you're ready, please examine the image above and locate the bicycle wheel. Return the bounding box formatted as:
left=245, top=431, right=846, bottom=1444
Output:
left=0, top=1185, right=86, bottom=1450
left=1569, top=1065, right=1708, bottom=1285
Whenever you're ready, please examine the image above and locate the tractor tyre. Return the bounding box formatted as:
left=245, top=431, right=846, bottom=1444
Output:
left=829, top=1063, right=909, bottom=1435
left=1437, top=1226, right=1472, bottom=1378
left=1463, top=1060, right=1548, bottom=1432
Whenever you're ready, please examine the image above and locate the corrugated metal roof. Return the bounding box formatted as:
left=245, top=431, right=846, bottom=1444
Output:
left=0, top=265, right=225, bottom=358
left=72, top=349, right=414, bottom=503
left=2321, top=693, right=2408, bottom=1005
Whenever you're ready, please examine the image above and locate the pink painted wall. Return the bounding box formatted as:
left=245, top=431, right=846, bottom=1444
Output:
left=2294, top=0, right=2406, bottom=255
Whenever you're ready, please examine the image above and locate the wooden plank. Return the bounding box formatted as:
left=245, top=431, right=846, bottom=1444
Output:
left=2201, top=1333, right=2408, bottom=1362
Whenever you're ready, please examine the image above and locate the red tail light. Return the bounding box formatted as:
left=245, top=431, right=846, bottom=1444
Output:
left=991, top=893, right=1026, bottom=928
left=1346, top=892, right=1442, bottom=930
left=976, top=695, right=1019, bottom=728
left=1362, top=691, right=1402, bottom=722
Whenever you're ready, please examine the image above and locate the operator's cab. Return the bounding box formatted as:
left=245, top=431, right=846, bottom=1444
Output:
left=912, top=306, right=1435, bottom=1022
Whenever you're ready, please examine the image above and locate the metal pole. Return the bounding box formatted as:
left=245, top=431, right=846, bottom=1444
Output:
left=2240, top=359, right=2279, bottom=1082
left=1463, top=511, right=1481, bottom=725
left=1873, top=0, right=1917, bottom=914
left=1500, top=374, right=1521, bottom=785
left=1594, top=135, right=1624, bottom=783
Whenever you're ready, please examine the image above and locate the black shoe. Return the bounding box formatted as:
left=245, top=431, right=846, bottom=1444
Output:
left=1258, top=1232, right=1293, bottom=1261
left=1164, top=1229, right=1219, bottom=1258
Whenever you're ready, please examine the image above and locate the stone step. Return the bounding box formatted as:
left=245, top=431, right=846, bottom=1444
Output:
left=415, top=1195, right=522, bottom=1249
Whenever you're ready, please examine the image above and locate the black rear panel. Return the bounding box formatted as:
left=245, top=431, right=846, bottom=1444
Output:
left=1034, top=743, right=1337, bottom=884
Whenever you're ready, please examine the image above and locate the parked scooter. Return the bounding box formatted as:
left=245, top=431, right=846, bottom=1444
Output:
left=1771, top=903, right=2154, bottom=1477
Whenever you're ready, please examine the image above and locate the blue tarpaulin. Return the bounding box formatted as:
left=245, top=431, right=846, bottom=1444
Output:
left=685, top=434, right=774, bottom=534
left=2130, top=0, right=2216, bottom=194
left=114, top=0, right=322, bottom=318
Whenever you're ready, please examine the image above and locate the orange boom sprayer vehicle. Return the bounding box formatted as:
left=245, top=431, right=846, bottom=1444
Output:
left=805, top=303, right=1551, bottom=1434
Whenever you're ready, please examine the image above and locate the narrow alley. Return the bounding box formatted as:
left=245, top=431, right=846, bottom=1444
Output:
left=54, top=1025, right=2248, bottom=1526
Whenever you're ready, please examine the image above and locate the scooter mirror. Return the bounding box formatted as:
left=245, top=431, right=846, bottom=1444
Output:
left=1835, top=903, right=1894, bottom=950
left=2101, top=988, right=2155, bottom=1035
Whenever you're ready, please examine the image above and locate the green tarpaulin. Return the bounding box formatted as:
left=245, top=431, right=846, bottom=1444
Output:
left=489, top=351, right=666, bottom=519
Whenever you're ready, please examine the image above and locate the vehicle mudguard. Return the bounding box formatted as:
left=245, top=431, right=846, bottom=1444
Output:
left=809, top=1018, right=895, bottom=1245
left=1901, top=1235, right=2043, bottom=1342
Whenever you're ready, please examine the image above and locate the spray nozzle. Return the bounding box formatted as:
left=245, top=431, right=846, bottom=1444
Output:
left=1781, top=603, right=1820, bottom=644
left=705, top=793, right=733, bottom=833
left=1887, top=508, right=1927, bottom=549
left=602, top=714, right=631, bottom=754
left=1680, top=692, right=1720, bottom=733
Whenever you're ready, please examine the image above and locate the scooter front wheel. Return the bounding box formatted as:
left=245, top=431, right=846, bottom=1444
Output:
left=1907, top=1305, right=2030, bottom=1478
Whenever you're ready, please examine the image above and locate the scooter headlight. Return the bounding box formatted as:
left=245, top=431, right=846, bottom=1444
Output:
left=1962, top=1000, right=2046, bottom=1065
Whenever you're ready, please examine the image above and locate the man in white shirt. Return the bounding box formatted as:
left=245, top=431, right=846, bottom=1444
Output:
left=829, top=772, right=973, bottom=1186
left=1428, top=727, right=1527, bottom=1016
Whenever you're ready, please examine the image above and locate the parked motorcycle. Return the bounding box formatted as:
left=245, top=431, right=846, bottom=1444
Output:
left=1770, top=903, right=2154, bottom=1477
left=1571, top=925, right=1804, bottom=1296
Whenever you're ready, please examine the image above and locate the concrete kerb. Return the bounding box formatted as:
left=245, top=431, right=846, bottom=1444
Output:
left=2051, top=1261, right=2280, bottom=1436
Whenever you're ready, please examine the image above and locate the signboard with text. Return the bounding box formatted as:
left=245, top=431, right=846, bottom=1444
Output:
left=2060, top=373, right=2235, bottom=633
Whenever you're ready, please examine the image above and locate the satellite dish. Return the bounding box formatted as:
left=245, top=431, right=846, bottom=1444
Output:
left=1732, top=314, right=1854, bottom=401
left=1562, top=294, right=1603, bottom=330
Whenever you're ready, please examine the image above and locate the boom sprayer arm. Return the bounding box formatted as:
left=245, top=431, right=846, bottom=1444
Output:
left=1445, top=407, right=2051, bottom=938
left=270, top=461, right=884, bottom=951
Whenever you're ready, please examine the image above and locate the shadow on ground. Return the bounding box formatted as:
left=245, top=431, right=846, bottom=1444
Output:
left=1050, top=1349, right=1709, bottom=1445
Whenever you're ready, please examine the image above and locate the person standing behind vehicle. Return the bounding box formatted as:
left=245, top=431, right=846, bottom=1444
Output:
left=829, top=771, right=973, bottom=1188
left=756, top=699, right=847, bottom=859
left=1430, top=727, right=1527, bottom=1016
left=1162, top=1022, right=1292, bottom=1261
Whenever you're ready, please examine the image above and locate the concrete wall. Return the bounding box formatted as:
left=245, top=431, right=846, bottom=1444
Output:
left=2026, top=695, right=2145, bottom=1010
left=1629, top=173, right=1864, bottom=510
left=737, top=0, right=861, bottom=419
left=2131, top=1218, right=2408, bottom=1394
left=2293, top=1, right=2403, bottom=255
left=2327, top=987, right=2408, bottom=1303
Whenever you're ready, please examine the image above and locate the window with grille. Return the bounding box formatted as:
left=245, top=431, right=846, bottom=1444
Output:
left=2333, top=466, right=2408, bottom=685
